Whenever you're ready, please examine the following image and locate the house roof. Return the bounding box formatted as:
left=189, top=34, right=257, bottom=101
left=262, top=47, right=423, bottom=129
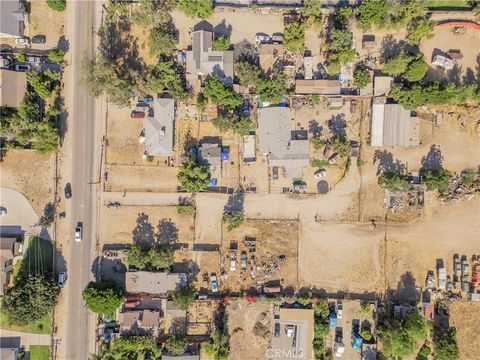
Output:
left=0, top=0, right=27, bottom=38
left=371, top=101, right=420, bottom=147
left=118, top=310, right=160, bottom=332
left=166, top=300, right=187, bottom=318
left=144, top=98, right=175, bottom=157
left=198, top=141, right=222, bottom=179
left=270, top=308, right=314, bottom=360
left=0, top=70, right=27, bottom=107
left=257, top=107, right=309, bottom=177
left=373, top=76, right=394, bottom=97
left=125, top=271, right=185, bottom=295
left=186, top=29, right=234, bottom=89
left=295, top=79, right=341, bottom=95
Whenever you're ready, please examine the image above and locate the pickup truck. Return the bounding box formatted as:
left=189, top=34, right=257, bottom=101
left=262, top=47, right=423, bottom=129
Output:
left=210, top=275, right=218, bottom=293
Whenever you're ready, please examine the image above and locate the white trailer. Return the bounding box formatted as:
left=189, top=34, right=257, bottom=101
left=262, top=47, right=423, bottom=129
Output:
left=438, top=268, right=447, bottom=290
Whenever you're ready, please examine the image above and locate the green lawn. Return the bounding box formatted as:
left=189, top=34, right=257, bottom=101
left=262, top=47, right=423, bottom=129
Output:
left=0, top=305, right=51, bottom=334
left=29, top=345, right=50, bottom=360
left=424, top=0, right=470, bottom=8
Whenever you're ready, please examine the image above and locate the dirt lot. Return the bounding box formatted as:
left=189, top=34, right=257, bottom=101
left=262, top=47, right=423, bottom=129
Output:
left=0, top=150, right=54, bottom=215
left=187, top=300, right=219, bottom=336
left=227, top=302, right=273, bottom=360
left=29, top=1, right=66, bottom=51
left=100, top=205, right=194, bottom=246
left=222, top=220, right=299, bottom=292
left=104, top=164, right=179, bottom=192
left=448, top=301, right=480, bottom=360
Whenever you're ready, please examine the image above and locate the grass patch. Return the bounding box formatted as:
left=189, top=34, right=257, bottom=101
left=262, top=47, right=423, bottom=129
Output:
left=25, top=236, right=54, bottom=275
left=424, top=0, right=470, bottom=8
left=8, top=259, right=23, bottom=287
left=30, top=345, right=50, bottom=360
left=0, top=303, right=51, bottom=334
left=176, top=204, right=196, bottom=215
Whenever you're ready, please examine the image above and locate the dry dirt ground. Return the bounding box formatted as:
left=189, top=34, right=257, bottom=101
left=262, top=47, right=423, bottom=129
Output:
left=222, top=220, right=299, bottom=293
left=29, top=1, right=66, bottom=51
left=186, top=300, right=219, bottom=336
left=448, top=301, right=480, bottom=360
left=227, top=302, right=273, bottom=360
left=100, top=205, right=194, bottom=246
left=0, top=150, right=54, bottom=215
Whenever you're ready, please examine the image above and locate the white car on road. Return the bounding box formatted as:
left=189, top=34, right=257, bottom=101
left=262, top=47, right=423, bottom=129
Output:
left=75, top=222, right=83, bottom=242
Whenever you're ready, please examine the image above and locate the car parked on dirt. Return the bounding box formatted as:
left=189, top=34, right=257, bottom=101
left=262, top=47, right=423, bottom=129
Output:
left=15, top=64, right=31, bottom=71
left=31, top=35, right=46, bottom=44
left=58, top=272, right=66, bottom=288
left=210, top=275, right=218, bottom=293
left=130, top=110, right=145, bottom=118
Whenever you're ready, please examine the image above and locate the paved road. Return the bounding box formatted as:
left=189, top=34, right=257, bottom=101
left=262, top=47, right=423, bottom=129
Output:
left=55, top=1, right=103, bottom=359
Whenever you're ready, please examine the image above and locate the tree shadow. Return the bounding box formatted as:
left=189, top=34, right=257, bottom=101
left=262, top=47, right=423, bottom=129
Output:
left=93, top=256, right=127, bottom=287
left=447, top=63, right=462, bottom=85
left=309, top=120, right=323, bottom=137
left=214, top=19, right=233, bottom=39
left=373, top=150, right=406, bottom=175
left=386, top=271, right=419, bottom=303
left=132, top=212, right=155, bottom=247
left=224, top=189, right=245, bottom=212
left=172, top=259, right=200, bottom=282
left=328, top=114, right=347, bottom=138
left=380, top=34, right=406, bottom=62
left=156, top=218, right=179, bottom=245
left=56, top=35, right=70, bottom=53
left=420, top=145, right=443, bottom=171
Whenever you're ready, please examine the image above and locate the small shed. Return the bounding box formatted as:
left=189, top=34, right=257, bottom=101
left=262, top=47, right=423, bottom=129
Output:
left=243, top=134, right=256, bottom=162
left=304, top=55, right=313, bottom=80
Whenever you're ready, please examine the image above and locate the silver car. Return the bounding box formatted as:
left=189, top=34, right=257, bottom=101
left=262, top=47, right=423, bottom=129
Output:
left=75, top=222, right=83, bottom=242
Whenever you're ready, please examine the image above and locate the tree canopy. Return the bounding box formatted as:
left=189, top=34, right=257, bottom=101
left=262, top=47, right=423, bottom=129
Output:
left=48, top=49, right=65, bottom=63
left=378, top=172, right=409, bottom=193
left=126, top=244, right=174, bottom=270
left=433, top=327, right=459, bottom=360
left=82, top=281, right=125, bottom=318
left=201, top=331, right=229, bottom=360
left=177, top=0, right=213, bottom=19
left=404, top=56, right=429, bottom=82
left=172, top=285, right=198, bottom=310
left=177, top=157, right=211, bottom=193
left=203, top=76, right=243, bottom=110
left=383, top=53, right=414, bottom=76
left=407, top=19, right=435, bottom=45
left=165, top=334, right=188, bottom=356
left=99, top=336, right=162, bottom=360
left=422, top=168, right=452, bottom=193
left=256, top=73, right=286, bottom=103
left=222, top=211, right=245, bottom=231
left=131, top=0, right=172, bottom=28
left=382, top=53, right=430, bottom=82
left=212, top=115, right=253, bottom=136
left=212, top=36, right=231, bottom=51
left=354, top=67, right=371, bottom=89
left=46, top=0, right=66, bottom=12
left=146, top=61, right=189, bottom=100
left=148, top=24, right=177, bottom=57
left=283, top=22, right=306, bottom=54
left=302, top=0, right=323, bottom=29
left=327, top=29, right=356, bottom=74
left=235, top=61, right=262, bottom=87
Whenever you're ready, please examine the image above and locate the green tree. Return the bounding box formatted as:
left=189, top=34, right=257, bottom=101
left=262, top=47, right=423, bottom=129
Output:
left=48, top=49, right=65, bottom=63
left=460, top=169, right=476, bottom=188
left=148, top=245, right=174, bottom=270
left=222, top=211, right=244, bottom=231
left=16, top=52, right=27, bottom=62
left=2, top=273, right=59, bottom=326
left=335, top=6, right=354, bottom=26
left=126, top=244, right=149, bottom=269
left=82, top=281, right=124, bottom=318
left=422, top=168, right=452, bottom=193
left=165, top=334, right=188, bottom=356
left=131, top=0, right=172, bottom=28
left=283, top=22, right=306, bottom=53
left=201, top=331, right=229, bottom=360
left=212, top=115, right=253, bottom=136
left=404, top=56, right=429, bottom=82
left=173, top=285, right=197, bottom=310
left=354, top=67, right=371, bottom=89
left=177, top=157, right=210, bottom=192
left=212, top=36, right=231, bottom=51
left=176, top=204, right=196, bottom=214
left=27, top=72, right=51, bottom=99
left=146, top=61, right=189, bottom=100
left=356, top=0, right=388, bottom=31
left=235, top=61, right=261, bottom=87
left=32, top=122, right=59, bottom=154
left=302, top=0, right=323, bottom=29
left=46, top=0, right=66, bottom=12
left=148, top=24, right=176, bottom=57
left=81, top=56, right=133, bottom=107
left=419, top=345, right=431, bottom=357
left=327, top=30, right=356, bottom=71
left=407, top=19, right=435, bottom=45
left=378, top=172, right=409, bottom=193
left=383, top=53, right=414, bottom=76
left=433, top=327, right=459, bottom=360
left=99, top=336, right=163, bottom=360
left=203, top=76, right=242, bottom=110
left=44, top=69, right=63, bottom=82
left=177, top=0, right=213, bottom=19
left=256, top=73, right=286, bottom=103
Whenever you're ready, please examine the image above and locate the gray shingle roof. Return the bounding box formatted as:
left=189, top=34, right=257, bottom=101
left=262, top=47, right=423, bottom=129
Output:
left=0, top=0, right=27, bottom=38
left=144, top=98, right=175, bottom=157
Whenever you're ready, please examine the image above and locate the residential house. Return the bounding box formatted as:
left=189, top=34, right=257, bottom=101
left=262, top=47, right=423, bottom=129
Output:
left=1, top=234, right=22, bottom=296
left=370, top=99, right=420, bottom=147
left=295, top=80, right=341, bottom=95
left=118, top=309, right=161, bottom=336
left=125, top=271, right=186, bottom=296
left=269, top=308, right=314, bottom=360
left=186, top=26, right=234, bottom=91
left=257, top=107, right=309, bottom=178
left=0, top=70, right=27, bottom=108
left=0, top=0, right=28, bottom=38
left=144, top=98, right=175, bottom=157
left=198, top=140, right=222, bottom=181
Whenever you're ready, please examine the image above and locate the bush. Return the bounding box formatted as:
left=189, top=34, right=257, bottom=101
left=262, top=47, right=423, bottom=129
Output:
left=48, top=49, right=65, bottom=63
left=148, top=245, right=174, bottom=270
left=310, top=136, right=326, bottom=150
left=177, top=157, right=211, bottom=193
left=173, top=285, right=197, bottom=310
left=46, top=0, right=66, bottom=12
left=16, top=52, right=27, bottom=62
left=311, top=159, right=330, bottom=168
left=407, top=19, right=435, bottom=45
left=82, top=281, right=124, bottom=317
left=433, top=327, right=459, bottom=360
left=361, top=301, right=372, bottom=314
left=101, top=336, right=163, bottom=359
left=165, top=334, right=187, bottom=356
left=177, top=204, right=196, bottom=214
left=256, top=73, right=286, bottom=103
left=235, top=61, right=261, bottom=87
left=404, top=56, right=429, bottom=82
left=354, top=67, right=371, bottom=89
left=27, top=72, right=51, bottom=99
left=146, top=61, right=189, bottom=101
left=297, top=294, right=312, bottom=306
left=201, top=331, right=229, bottom=360
left=383, top=53, right=414, bottom=76
left=360, top=328, right=373, bottom=341
left=419, top=344, right=431, bottom=357
left=177, top=0, right=213, bottom=19
left=422, top=168, right=452, bottom=193
left=283, top=22, right=306, bottom=53
left=212, top=36, right=230, bottom=51
left=302, top=0, right=323, bottom=29
left=356, top=0, right=388, bottom=31
left=212, top=115, right=253, bottom=136
left=222, top=211, right=244, bottom=231
left=203, top=76, right=243, bottom=110
left=378, top=172, right=409, bottom=193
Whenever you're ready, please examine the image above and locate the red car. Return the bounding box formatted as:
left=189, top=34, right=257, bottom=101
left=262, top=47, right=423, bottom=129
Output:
left=130, top=110, right=145, bottom=118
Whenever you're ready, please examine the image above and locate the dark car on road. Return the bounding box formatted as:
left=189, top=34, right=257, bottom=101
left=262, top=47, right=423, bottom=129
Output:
left=274, top=323, right=280, bottom=337
left=32, top=35, right=46, bottom=44
left=65, top=183, right=72, bottom=199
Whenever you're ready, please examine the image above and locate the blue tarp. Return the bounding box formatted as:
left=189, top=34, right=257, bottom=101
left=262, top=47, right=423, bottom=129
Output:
left=329, top=313, right=337, bottom=329
left=221, top=147, right=229, bottom=161
left=209, top=178, right=217, bottom=186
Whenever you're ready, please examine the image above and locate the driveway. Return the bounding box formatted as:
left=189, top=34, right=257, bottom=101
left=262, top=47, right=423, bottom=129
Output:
left=0, top=187, right=42, bottom=237
left=0, top=329, right=50, bottom=348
